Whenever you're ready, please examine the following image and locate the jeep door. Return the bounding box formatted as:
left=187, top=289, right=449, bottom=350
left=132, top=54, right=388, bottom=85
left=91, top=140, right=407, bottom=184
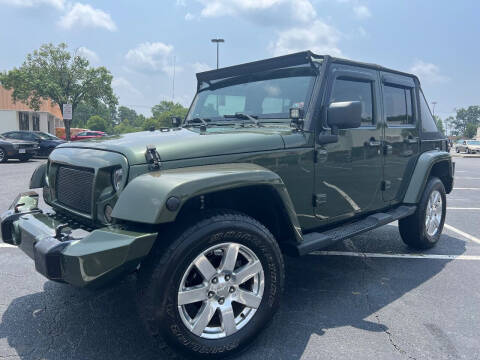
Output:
left=314, top=64, right=384, bottom=222
left=380, top=73, right=420, bottom=202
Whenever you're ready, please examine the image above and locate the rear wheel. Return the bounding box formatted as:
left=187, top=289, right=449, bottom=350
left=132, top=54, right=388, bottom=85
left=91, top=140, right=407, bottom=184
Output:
left=455, top=147, right=460, bottom=153
left=137, top=211, right=284, bottom=359
left=399, top=177, right=446, bottom=249
left=0, top=147, right=7, bottom=163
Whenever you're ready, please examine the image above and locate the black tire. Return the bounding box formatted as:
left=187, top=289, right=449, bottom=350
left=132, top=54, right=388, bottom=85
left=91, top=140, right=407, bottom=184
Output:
left=399, top=177, right=446, bottom=249
left=0, top=147, right=7, bottom=163
left=18, top=154, right=32, bottom=162
left=455, top=147, right=460, bottom=153
left=137, top=210, right=284, bottom=359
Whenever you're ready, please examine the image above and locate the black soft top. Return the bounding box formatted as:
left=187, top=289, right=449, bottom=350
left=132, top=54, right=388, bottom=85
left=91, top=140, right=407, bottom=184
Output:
left=196, top=51, right=419, bottom=84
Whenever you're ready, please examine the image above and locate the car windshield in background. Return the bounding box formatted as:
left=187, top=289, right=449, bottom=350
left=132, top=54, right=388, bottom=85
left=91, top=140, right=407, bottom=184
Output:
left=467, top=140, right=480, bottom=145
left=36, top=132, right=58, bottom=140
left=187, top=67, right=316, bottom=122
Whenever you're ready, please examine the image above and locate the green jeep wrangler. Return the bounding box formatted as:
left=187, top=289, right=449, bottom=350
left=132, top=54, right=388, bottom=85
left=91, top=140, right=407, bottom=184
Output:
left=1, top=51, right=454, bottom=358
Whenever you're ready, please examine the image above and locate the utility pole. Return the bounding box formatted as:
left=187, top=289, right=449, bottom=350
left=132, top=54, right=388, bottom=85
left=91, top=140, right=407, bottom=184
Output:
left=172, top=55, right=176, bottom=101
left=431, top=101, right=437, bottom=117
left=211, top=38, right=225, bottom=69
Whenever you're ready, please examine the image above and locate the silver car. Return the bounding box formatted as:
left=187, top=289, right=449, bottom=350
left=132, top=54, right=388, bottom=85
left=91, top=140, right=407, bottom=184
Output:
left=455, top=139, right=480, bottom=154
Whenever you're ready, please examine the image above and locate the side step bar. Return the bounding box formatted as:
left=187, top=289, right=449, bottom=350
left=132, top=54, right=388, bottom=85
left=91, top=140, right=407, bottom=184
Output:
left=296, top=205, right=416, bottom=256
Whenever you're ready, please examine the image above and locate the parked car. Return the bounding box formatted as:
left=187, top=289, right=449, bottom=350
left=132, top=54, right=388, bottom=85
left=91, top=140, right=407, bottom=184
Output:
left=0, top=135, right=38, bottom=162
left=455, top=139, right=480, bottom=153
left=71, top=130, right=106, bottom=141
left=2, top=131, right=66, bottom=156
left=1, top=51, right=454, bottom=359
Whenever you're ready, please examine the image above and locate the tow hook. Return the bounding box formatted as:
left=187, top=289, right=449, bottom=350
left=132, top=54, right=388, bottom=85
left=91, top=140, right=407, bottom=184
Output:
left=55, top=223, right=70, bottom=240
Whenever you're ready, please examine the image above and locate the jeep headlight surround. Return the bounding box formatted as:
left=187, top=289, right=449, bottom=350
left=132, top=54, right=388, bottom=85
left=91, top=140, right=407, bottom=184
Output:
left=112, top=168, right=124, bottom=192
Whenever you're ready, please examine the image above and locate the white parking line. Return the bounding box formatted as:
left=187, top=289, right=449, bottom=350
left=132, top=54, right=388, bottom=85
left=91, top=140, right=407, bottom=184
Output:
left=447, top=207, right=480, bottom=210
left=0, top=243, right=15, bottom=248
left=454, top=177, right=480, bottom=180
left=310, top=250, right=480, bottom=261
left=453, top=188, right=480, bottom=190
left=444, top=224, right=480, bottom=245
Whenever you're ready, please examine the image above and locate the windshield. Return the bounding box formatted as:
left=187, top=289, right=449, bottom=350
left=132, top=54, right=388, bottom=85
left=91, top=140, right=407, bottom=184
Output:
left=187, top=67, right=316, bottom=122
left=467, top=140, right=480, bottom=145
left=36, top=132, right=59, bottom=140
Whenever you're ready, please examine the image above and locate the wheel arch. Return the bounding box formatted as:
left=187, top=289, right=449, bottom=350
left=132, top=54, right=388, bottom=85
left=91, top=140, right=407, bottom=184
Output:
left=112, top=163, right=303, bottom=247
left=403, top=150, right=454, bottom=204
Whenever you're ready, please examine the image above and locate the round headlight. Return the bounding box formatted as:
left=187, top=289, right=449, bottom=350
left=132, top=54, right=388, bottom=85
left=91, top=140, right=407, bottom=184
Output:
left=112, top=168, right=124, bottom=192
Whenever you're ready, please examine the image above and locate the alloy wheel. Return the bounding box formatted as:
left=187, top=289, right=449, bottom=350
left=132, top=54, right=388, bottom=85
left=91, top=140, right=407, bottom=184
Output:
left=425, top=190, right=443, bottom=237
left=177, top=242, right=265, bottom=339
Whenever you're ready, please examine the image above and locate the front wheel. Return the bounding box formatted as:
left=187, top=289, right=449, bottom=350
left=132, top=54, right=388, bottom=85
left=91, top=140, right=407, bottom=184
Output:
left=467, top=148, right=471, bottom=154
left=137, top=211, right=284, bottom=359
left=399, top=177, right=446, bottom=249
left=455, top=147, right=460, bottom=153
left=0, top=147, right=7, bottom=163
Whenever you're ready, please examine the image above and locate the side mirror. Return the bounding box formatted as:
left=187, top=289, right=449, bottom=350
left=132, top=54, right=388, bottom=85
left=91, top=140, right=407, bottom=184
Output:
left=171, top=117, right=182, bottom=128
left=327, top=101, right=362, bottom=133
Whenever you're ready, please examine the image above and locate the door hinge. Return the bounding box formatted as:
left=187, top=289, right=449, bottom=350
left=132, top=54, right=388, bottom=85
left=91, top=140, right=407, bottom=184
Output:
left=313, top=149, right=318, bottom=163
left=381, top=180, right=391, bottom=191
left=312, top=193, right=327, bottom=207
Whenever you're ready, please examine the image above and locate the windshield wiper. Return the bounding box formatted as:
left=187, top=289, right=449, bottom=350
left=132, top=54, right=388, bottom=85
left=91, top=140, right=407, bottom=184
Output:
left=223, top=113, right=261, bottom=127
left=184, top=117, right=211, bottom=127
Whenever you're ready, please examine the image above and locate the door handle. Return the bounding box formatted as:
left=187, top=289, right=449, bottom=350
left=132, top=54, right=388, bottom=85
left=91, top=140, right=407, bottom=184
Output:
left=405, top=136, right=419, bottom=144
left=365, top=138, right=381, bottom=147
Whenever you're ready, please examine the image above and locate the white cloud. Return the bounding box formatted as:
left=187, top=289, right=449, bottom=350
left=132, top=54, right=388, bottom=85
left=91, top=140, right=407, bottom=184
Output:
left=410, top=60, right=449, bottom=83
left=185, top=12, right=195, bottom=20
left=58, top=3, right=117, bottom=31
left=77, top=46, right=99, bottom=64
left=125, top=42, right=174, bottom=73
left=0, top=0, right=64, bottom=9
left=192, top=62, right=212, bottom=73
left=353, top=5, right=371, bottom=19
left=269, top=20, right=342, bottom=57
left=196, top=0, right=316, bottom=25
left=112, top=77, right=142, bottom=97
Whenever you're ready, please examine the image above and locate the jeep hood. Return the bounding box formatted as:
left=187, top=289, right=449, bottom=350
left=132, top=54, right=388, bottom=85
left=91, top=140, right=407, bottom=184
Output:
left=56, top=128, right=286, bottom=165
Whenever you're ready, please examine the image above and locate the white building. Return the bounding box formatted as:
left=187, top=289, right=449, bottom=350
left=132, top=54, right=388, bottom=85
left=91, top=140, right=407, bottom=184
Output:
left=0, top=86, right=63, bottom=134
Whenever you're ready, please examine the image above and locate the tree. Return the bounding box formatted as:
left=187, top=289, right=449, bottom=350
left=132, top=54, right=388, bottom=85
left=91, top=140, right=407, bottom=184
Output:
left=465, top=122, right=478, bottom=139
left=73, top=101, right=114, bottom=129
left=151, top=101, right=188, bottom=128
left=0, top=43, right=118, bottom=140
left=86, top=115, right=108, bottom=132
left=433, top=115, right=445, bottom=134
left=113, top=118, right=141, bottom=134
left=118, top=106, right=138, bottom=125
left=451, top=106, right=480, bottom=137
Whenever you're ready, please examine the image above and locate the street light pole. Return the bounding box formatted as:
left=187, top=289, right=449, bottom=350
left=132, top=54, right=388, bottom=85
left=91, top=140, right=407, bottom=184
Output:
left=211, top=38, right=224, bottom=69
left=431, top=101, right=437, bottom=117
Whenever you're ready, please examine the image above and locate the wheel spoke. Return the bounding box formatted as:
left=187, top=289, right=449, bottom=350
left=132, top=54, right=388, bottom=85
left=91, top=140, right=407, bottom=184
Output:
left=194, top=254, right=217, bottom=280
left=234, top=260, right=262, bottom=285
left=178, top=285, right=208, bottom=305
left=235, top=289, right=262, bottom=309
left=191, top=302, right=217, bottom=336
left=219, top=304, right=237, bottom=336
left=219, top=243, right=239, bottom=272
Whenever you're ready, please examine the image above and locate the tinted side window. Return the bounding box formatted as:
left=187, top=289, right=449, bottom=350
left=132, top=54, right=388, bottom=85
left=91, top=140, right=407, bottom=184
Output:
left=420, top=90, right=439, bottom=132
left=331, top=79, right=374, bottom=126
left=383, top=85, right=414, bottom=126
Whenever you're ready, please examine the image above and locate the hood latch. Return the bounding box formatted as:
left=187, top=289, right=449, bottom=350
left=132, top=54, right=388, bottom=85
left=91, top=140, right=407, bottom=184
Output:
left=145, top=145, right=162, bottom=170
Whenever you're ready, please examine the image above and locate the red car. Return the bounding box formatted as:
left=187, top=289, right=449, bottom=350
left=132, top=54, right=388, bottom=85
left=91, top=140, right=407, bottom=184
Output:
left=70, top=130, right=106, bottom=141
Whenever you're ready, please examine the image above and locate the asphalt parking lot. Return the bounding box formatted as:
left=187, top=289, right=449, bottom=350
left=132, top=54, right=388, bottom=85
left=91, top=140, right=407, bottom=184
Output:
left=0, top=156, right=479, bottom=360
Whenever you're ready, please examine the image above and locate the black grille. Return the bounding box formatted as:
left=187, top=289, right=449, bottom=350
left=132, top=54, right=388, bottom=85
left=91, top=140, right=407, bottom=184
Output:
left=56, top=166, right=94, bottom=214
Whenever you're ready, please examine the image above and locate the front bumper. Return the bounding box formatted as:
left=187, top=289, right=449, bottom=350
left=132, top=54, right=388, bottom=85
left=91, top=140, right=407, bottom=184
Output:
left=1, top=192, right=157, bottom=287
left=7, top=148, right=38, bottom=157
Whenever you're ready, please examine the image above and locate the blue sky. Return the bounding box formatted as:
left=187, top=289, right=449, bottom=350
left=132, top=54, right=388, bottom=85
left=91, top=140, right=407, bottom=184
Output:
left=0, top=0, right=478, bottom=119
